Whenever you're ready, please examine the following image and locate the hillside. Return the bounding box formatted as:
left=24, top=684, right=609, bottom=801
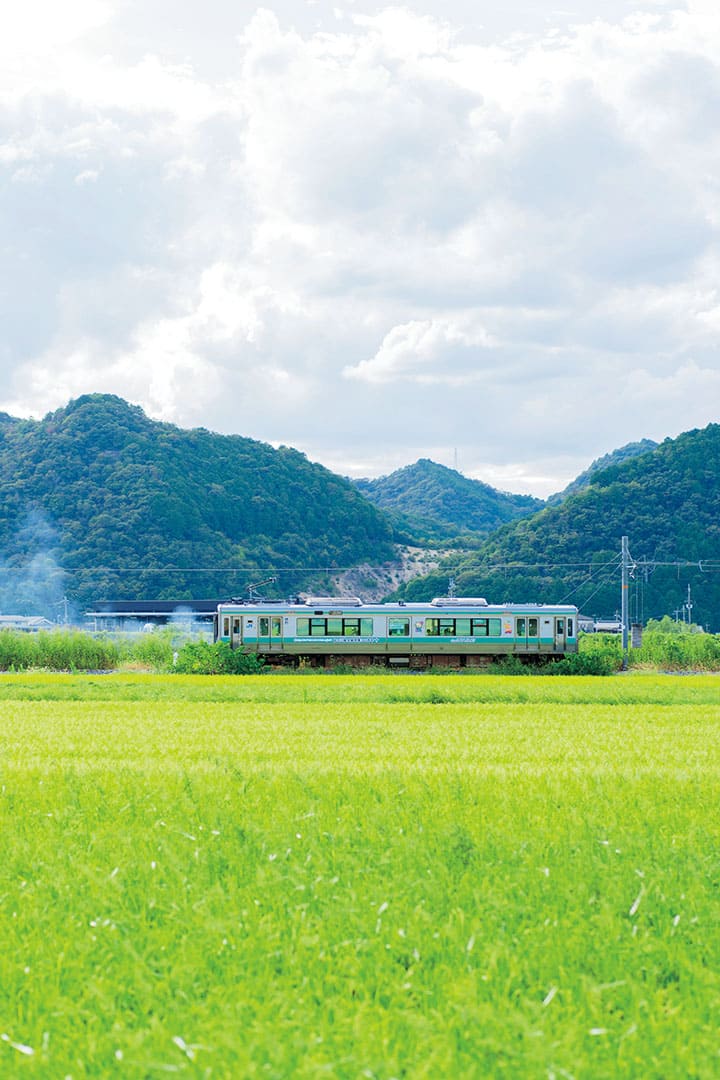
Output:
left=547, top=439, right=659, bottom=505
left=354, top=459, right=543, bottom=542
left=0, top=395, right=395, bottom=614
left=393, top=425, right=720, bottom=631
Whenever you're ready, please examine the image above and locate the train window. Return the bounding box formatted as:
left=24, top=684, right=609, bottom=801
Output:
left=258, top=617, right=269, bottom=636
left=388, top=618, right=410, bottom=637
left=223, top=617, right=230, bottom=636
left=455, top=618, right=471, bottom=636
left=568, top=618, right=574, bottom=637
left=271, top=617, right=282, bottom=638
left=516, top=617, right=526, bottom=636
left=473, top=617, right=501, bottom=636
left=426, top=619, right=439, bottom=636
left=528, top=617, right=538, bottom=637
left=556, top=618, right=565, bottom=634
left=297, top=617, right=375, bottom=637
left=232, top=617, right=241, bottom=635
left=440, top=619, right=455, bottom=636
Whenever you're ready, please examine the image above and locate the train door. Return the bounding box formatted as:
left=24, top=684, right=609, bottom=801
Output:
left=230, top=614, right=242, bottom=649
left=258, top=615, right=284, bottom=652
left=554, top=617, right=566, bottom=651
left=516, top=615, right=539, bottom=653
left=541, top=616, right=553, bottom=649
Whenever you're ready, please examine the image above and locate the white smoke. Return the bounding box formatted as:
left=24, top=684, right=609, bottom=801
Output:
left=169, top=604, right=212, bottom=641
left=0, top=510, right=67, bottom=619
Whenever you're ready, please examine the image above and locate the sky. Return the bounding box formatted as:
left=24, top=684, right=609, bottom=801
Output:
left=1, top=0, right=719, bottom=497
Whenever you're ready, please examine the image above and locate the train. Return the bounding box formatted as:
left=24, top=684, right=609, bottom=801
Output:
left=214, top=595, right=579, bottom=668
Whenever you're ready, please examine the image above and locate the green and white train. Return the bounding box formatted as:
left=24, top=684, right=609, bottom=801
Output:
left=214, top=595, right=578, bottom=667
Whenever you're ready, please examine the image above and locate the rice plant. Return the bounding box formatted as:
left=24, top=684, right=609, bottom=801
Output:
left=0, top=673, right=718, bottom=1076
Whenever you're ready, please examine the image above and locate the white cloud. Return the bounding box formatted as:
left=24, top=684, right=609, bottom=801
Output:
left=1, top=1, right=720, bottom=496
left=351, top=8, right=457, bottom=57
left=344, top=318, right=493, bottom=383
left=0, top=0, right=111, bottom=58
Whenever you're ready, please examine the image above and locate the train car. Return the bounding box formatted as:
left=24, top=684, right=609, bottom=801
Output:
left=214, top=595, right=578, bottom=668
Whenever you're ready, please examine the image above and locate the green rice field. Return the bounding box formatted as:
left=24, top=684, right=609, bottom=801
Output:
left=1, top=672, right=719, bottom=1077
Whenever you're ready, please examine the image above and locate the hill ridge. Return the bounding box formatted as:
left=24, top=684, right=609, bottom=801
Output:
left=393, top=423, right=720, bottom=630
left=354, top=457, right=543, bottom=542
left=0, top=394, right=395, bottom=614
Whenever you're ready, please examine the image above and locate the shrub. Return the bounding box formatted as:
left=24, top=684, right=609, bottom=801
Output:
left=491, top=651, right=617, bottom=676
left=491, top=655, right=529, bottom=675
left=545, top=650, right=618, bottom=676
left=173, top=641, right=265, bottom=675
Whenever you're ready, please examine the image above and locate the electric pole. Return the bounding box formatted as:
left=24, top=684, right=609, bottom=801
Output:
left=621, top=536, right=630, bottom=669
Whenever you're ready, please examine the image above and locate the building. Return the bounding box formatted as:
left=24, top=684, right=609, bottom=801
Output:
left=84, top=600, right=219, bottom=633
left=0, top=615, right=56, bottom=632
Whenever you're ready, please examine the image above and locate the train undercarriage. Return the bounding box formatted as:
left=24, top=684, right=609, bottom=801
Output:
left=257, top=650, right=560, bottom=669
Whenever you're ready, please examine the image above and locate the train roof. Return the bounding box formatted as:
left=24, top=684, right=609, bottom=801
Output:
left=217, top=597, right=579, bottom=612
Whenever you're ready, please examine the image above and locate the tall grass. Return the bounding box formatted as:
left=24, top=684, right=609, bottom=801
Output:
left=581, top=630, right=720, bottom=671
left=0, top=629, right=120, bottom=671
left=632, top=629, right=720, bottom=669
left=123, top=628, right=176, bottom=671
left=0, top=628, right=175, bottom=672
left=1, top=627, right=719, bottom=674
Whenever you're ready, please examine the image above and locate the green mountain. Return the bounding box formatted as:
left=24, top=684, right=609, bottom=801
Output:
left=0, top=394, right=395, bottom=614
left=354, top=459, right=543, bottom=543
left=547, top=439, right=659, bottom=505
left=393, top=425, right=720, bottom=631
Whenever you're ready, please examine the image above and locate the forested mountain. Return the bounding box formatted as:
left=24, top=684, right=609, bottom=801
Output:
left=0, top=395, right=395, bottom=614
left=354, top=459, right=543, bottom=542
left=4, top=395, right=718, bottom=628
left=547, top=439, right=659, bottom=505
left=393, top=425, right=720, bottom=631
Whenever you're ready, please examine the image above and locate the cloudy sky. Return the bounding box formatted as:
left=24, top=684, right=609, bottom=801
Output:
left=1, top=0, right=719, bottom=496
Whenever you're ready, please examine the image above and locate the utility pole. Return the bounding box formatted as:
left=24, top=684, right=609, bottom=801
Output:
left=621, top=536, right=630, bottom=669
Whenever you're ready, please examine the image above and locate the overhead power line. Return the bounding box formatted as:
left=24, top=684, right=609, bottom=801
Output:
left=0, top=554, right=653, bottom=573
left=558, top=556, right=622, bottom=606
left=1, top=557, right=718, bottom=575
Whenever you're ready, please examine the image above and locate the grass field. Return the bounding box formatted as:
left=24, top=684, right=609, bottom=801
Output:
left=1, top=673, right=719, bottom=1077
